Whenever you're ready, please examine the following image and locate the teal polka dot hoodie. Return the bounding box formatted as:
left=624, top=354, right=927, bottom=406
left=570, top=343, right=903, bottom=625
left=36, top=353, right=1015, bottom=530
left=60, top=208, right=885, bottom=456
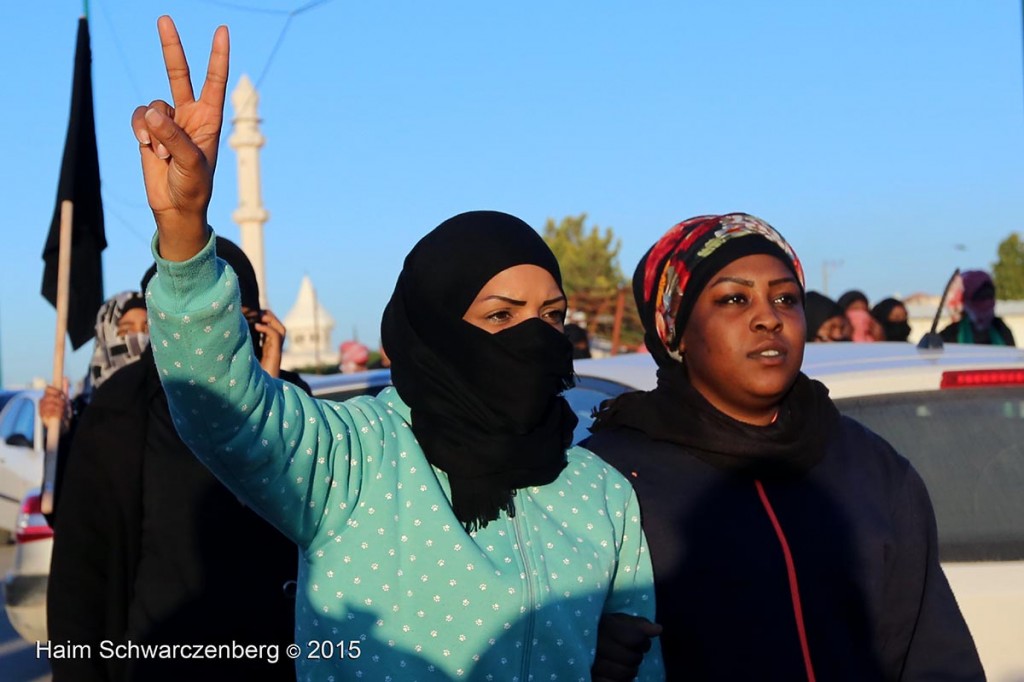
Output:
left=147, top=233, right=664, bottom=681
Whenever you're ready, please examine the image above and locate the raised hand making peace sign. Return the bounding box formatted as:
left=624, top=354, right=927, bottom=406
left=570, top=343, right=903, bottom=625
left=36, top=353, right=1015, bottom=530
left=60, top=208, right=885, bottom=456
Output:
left=131, top=16, right=229, bottom=262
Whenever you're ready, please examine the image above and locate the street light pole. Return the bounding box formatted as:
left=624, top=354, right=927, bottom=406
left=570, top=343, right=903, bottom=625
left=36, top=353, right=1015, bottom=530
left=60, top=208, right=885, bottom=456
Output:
left=822, top=260, right=843, bottom=297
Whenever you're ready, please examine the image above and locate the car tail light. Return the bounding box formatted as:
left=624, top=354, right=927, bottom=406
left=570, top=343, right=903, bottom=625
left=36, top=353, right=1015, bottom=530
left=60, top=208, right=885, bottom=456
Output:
left=15, top=492, right=53, bottom=543
left=940, top=369, right=1024, bottom=389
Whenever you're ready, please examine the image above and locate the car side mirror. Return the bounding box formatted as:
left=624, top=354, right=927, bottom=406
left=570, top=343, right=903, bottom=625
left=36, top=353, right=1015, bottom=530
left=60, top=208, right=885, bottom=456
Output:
left=5, top=433, right=33, bottom=449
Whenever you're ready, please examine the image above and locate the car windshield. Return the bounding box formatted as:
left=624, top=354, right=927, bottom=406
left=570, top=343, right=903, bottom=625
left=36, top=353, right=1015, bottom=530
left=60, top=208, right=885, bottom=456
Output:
left=836, top=386, right=1024, bottom=563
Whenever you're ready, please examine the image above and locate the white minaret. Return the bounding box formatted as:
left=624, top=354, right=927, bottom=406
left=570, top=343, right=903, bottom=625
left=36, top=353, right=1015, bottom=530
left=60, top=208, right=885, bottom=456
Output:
left=229, top=74, right=270, bottom=309
left=281, top=275, right=339, bottom=371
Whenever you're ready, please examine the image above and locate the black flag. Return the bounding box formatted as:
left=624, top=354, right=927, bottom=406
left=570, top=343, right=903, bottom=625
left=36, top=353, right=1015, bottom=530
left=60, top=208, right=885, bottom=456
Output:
left=41, top=17, right=106, bottom=350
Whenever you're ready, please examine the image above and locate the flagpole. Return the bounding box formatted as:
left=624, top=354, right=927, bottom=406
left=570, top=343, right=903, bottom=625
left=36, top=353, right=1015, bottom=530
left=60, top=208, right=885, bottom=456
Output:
left=41, top=200, right=73, bottom=514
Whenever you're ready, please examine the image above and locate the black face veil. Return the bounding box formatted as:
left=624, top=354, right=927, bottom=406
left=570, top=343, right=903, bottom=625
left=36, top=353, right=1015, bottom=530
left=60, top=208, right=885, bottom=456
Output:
left=380, top=211, right=577, bottom=531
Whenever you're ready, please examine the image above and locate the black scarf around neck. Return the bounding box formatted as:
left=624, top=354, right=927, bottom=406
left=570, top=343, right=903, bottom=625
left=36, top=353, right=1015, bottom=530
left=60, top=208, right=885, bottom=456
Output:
left=381, top=211, right=577, bottom=531
left=590, top=363, right=839, bottom=479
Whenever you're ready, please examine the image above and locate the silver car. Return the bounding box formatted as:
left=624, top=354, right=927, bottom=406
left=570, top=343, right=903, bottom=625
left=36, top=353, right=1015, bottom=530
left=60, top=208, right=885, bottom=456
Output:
left=0, top=390, right=44, bottom=540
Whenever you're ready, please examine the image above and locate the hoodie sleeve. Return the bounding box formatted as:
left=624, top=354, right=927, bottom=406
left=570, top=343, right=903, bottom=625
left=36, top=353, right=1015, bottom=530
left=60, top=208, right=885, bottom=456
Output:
left=879, top=463, right=985, bottom=681
left=601, top=469, right=665, bottom=681
left=145, top=231, right=380, bottom=548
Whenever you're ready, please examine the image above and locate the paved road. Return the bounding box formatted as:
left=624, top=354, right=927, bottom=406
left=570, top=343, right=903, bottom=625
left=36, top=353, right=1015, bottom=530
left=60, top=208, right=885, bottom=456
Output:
left=0, top=543, right=51, bottom=682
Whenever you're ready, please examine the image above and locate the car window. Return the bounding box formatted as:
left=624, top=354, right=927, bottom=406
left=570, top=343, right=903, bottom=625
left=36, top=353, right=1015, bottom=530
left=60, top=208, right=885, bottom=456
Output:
left=11, top=399, right=37, bottom=445
left=0, top=397, right=36, bottom=446
left=836, top=387, right=1024, bottom=563
left=566, top=376, right=635, bottom=445
left=316, top=386, right=388, bottom=402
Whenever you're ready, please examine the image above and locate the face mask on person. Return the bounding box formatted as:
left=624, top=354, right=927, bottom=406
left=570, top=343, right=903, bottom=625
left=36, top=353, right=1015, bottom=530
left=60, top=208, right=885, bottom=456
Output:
left=881, top=320, right=911, bottom=342
left=444, top=315, right=574, bottom=429
left=111, top=331, right=150, bottom=363
left=964, top=300, right=996, bottom=330
left=93, top=331, right=150, bottom=384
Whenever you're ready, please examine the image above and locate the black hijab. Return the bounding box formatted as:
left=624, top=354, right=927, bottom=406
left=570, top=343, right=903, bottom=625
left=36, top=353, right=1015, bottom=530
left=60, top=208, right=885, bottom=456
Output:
left=837, top=289, right=869, bottom=312
left=804, top=291, right=845, bottom=342
left=871, top=298, right=911, bottom=342
left=380, top=211, right=577, bottom=531
left=143, top=236, right=265, bottom=353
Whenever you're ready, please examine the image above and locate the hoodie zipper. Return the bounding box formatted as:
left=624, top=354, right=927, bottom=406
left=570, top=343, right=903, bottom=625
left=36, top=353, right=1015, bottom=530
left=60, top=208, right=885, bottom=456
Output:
left=512, top=498, right=535, bottom=682
left=755, top=479, right=816, bottom=682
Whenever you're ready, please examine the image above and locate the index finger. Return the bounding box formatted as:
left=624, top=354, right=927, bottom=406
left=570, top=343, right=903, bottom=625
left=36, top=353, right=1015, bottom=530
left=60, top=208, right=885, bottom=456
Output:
left=198, top=25, right=230, bottom=114
left=157, top=15, right=195, bottom=107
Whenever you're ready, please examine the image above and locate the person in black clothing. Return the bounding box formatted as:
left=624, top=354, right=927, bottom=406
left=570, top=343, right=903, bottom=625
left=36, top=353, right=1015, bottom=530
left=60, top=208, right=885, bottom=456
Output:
left=804, top=290, right=852, bottom=342
left=565, top=322, right=592, bottom=359
left=583, top=213, right=983, bottom=680
left=871, top=297, right=912, bottom=342
left=38, top=290, right=150, bottom=524
left=940, top=270, right=1016, bottom=346
left=837, top=288, right=870, bottom=314
left=46, top=237, right=307, bottom=681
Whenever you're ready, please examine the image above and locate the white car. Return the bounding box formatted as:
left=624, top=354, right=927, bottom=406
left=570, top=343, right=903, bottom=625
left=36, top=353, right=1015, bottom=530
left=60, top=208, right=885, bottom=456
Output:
left=0, top=373, right=398, bottom=645
left=0, top=390, right=44, bottom=540
left=571, top=341, right=1024, bottom=682
left=2, top=488, right=52, bottom=642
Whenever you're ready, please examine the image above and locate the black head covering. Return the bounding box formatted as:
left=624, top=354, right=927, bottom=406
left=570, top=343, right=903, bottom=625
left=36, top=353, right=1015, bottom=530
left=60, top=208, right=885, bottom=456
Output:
left=564, top=323, right=592, bottom=359
left=837, top=289, right=869, bottom=312
left=144, top=236, right=265, bottom=353
left=142, top=236, right=260, bottom=311
left=380, top=210, right=577, bottom=531
left=871, top=298, right=911, bottom=342
left=804, top=291, right=845, bottom=342
left=215, top=237, right=261, bottom=311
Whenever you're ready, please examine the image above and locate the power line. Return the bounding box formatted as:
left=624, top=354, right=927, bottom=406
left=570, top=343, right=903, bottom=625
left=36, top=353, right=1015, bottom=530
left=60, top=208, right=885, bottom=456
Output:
left=94, top=0, right=145, bottom=102
left=253, top=0, right=336, bottom=89
left=189, top=0, right=291, bottom=15
left=221, top=0, right=337, bottom=153
left=100, top=199, right=152, bottom=246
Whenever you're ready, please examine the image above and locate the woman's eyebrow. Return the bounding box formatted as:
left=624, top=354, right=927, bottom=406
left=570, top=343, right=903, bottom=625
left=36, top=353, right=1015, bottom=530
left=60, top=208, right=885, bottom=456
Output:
left=481, top=295, right=526, bottom=306
left=480, top=294, right=567, bottom=306
left=710, top=276, right=754, bottom=287
left=708, top=276, right=798, bottom=288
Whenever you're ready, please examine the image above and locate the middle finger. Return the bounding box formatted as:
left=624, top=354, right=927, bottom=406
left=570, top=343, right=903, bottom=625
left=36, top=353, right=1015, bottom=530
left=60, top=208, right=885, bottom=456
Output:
left=157, top=15, right=196, bottom=108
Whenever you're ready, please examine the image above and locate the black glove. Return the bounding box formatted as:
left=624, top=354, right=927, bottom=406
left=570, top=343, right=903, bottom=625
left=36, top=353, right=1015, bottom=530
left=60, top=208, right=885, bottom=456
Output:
left=591, top=612, right=663, bottom=681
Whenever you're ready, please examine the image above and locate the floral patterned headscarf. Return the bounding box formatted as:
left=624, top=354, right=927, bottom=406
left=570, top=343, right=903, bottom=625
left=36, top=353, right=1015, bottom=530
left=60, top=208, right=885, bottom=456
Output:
left=634, top=213, right=804, bottom=365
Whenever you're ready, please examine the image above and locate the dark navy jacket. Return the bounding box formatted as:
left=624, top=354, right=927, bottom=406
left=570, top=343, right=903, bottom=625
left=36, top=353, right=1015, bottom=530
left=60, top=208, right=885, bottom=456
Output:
left=584, top=416, right=984, bottom=681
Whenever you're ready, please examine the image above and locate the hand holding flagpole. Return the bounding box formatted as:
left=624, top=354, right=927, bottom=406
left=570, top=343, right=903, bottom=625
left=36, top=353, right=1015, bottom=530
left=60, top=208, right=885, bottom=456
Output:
left=41, top=201, right=74, bottom=513
left=131, top=16, right=229, bottom=263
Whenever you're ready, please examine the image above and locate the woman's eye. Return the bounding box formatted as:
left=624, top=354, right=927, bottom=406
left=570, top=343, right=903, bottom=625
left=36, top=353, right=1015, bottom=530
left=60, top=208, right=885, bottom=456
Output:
left=775, top=293, right=800, bottom=306
left=716, top=294, right=746, bottom=305
left=486, top=310, right=513, bottom=324
left=544, top=309, right=566, bottom=324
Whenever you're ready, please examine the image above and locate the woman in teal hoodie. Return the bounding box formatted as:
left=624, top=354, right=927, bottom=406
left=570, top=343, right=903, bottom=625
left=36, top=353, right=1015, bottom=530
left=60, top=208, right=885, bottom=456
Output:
left=130, top=16, right=662, bottom=682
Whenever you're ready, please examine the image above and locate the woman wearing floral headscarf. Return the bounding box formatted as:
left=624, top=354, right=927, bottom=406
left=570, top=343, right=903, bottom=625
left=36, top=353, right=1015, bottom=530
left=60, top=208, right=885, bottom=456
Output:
left=584, top=213, right=983, bottom=680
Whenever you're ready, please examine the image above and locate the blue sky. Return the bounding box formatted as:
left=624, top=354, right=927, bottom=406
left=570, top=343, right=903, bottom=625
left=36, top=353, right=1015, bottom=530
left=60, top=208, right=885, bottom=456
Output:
left=2, top=1, right=1022, bottom=387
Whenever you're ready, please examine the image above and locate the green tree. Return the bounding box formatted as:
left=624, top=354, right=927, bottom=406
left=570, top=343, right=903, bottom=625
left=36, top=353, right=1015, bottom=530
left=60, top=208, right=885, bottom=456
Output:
left=542, top=214, right=626, bottom=297
left=542, top=214, right=644, bottom=350
left=992, top=232, right=1024, bottom=300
